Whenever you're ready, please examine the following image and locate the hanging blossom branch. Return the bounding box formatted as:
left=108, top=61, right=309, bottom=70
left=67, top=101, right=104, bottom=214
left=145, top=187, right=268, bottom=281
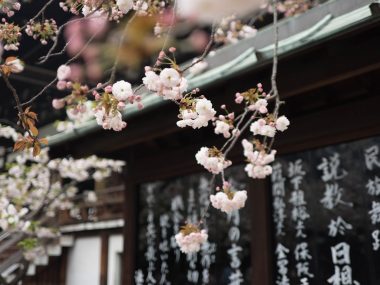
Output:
left=174, top=0, right=290, bottom=254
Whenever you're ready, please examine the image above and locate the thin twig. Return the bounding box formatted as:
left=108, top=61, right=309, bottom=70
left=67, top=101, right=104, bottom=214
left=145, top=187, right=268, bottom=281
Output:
left=2, top=75, right=23, bottom=114
left=20, top=0, right=55, bottom=30
left=20, top=28, right=101, bottom=107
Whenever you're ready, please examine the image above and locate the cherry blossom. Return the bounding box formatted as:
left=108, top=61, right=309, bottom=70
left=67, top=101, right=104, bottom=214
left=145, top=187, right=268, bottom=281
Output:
left=210, top=183, right=247, bottom=214
left=242, top=139, right=277, bottom=179
left=94, top=107, right=127, bottom=131
left=175, top=224, right=208, bottom=254
left=250, top=118, right=276, bottom=137
left=57, top=64, right=72, bottom=81
left=112, top=80, right=134, bottom=102
left=276, top=115, right=290, bottom=132
left=0, top=1, right=21, bottom=17
left=0, top=19, right=21, bottom=50
left=177, top=97, right=216, bottom=129
left=195, top=146, right=232, bottom=174
left=215, top=16, right=258, bottom=45
left=116, top=0, right=134, bottom=13
left=143, top=67, right=188, bottom=101
left=25, top=19, right=58, bottom=45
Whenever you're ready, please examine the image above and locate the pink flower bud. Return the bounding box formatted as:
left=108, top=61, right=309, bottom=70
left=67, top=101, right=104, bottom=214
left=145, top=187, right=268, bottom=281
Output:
left=248, top=104, right=256, bottom=111
left=52, top=99, right=65, bottom=109
left=105, top=85, right=112, bottom=93
left=13, top=3, right=21, bottom=10
left=137, top=103, right=144, bottom=110
left=257, top=83, right=262, bottom=88
left=235, top=94, right=244, bottom=104
left=117, top=101, right=126, bottom=110
left=158, top=51, right=165, bottom=59
left=56, top=80, right=67, bottom=90
left=220, top=104, right=226, bottom=109
left=169, top=47, right=176, bottom=53
left=128, top=95, right=136, bottom=104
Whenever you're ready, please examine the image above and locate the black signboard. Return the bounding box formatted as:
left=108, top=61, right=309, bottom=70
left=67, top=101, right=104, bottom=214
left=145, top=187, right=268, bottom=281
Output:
left=135, top=166, right=251, bottom=285
left=271, top=136, right=380, bottom=285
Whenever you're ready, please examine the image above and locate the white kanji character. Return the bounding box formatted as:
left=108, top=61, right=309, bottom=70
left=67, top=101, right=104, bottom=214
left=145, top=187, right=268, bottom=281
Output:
left=276, top=274, right=290, bottom=285
left=369, top=201, right=380, bottom=225
left=366, top=176, right=380, bottom=196
left=289, top=190, right=306, bottom=207
left=317, top=153, right=347, bottom=182
left=331, top=243, right=351, bottom=265
left=229, top=226, right=240, bottom=242
left=292, top=205, right=310, bottom=222
left=187, top=270, right=199, bottom=283
left=296, top=262, right=314, bottom=278
left=276, top=243, right=290, bottom=259
left=328, top=217, right=353, bottom=237
left=372, top=229, right=380, bottom=251
left=229, top=269, right=244, bottom=285
left=146, top=270, right=156, bottom=284
left=288, top=159, right=306, bottom=178
left=228, top=244, right=242, bottom=269
left=272, top=163, right=285, bottom=183
left=135, top=269, right=144, bottom=285
left=364, top=145, right=380, bottom=171
left=295, top=220, right=306, bottom=238
left=294, top=242, right=312, bottom=261
left=321, top=183, right=353, bottom=209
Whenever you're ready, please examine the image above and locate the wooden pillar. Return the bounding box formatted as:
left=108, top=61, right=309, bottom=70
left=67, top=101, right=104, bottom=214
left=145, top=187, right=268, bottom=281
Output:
left=100, top=233, right=109, bottom=285
left=122, top=152, right=137, bottom=285
left=250, top=178, right=273, bottom=285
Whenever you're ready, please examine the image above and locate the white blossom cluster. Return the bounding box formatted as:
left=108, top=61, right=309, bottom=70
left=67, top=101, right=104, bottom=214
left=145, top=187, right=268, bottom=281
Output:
left=175, top=229, right=208, bottom=254
left=214, top=113, right=234, bottom=138
left=60, top=0, right=133, bottom=21
left=242, top=139, right=277, bottom=178
left=250, top=116, right=290, bottom=137
left=177, top=98, right=216, bottom=129
left=0, top=125, right=125, bottom=261
left=215, top=16, right=258, bottom=45
left=195, top=147, right=232, bottom=174
left=210, top=189, right=247, bottom=214
left=54, top=65, right=141, bottom=132
left=143, top=67, right=188, bottom=101
left=0, top=0, right=21, bottom=17
left=94, top=80, right=141, bottom=131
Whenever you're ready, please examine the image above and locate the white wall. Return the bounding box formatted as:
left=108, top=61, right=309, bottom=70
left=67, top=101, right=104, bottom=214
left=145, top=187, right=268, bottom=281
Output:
left=107, top=235, right=123, bottom=285
left=66, top=236, right=101, bottom=285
